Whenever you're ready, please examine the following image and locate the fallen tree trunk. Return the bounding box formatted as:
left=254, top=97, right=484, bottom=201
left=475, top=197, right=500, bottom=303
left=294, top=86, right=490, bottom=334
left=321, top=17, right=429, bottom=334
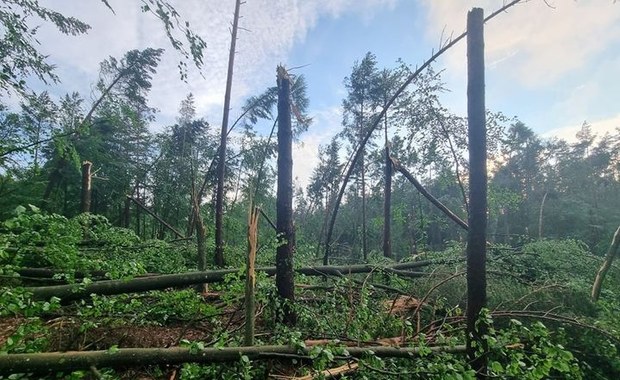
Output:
left=391, top=157, right=469, bottom=231
left=127, top=195, right=185, bottom=239
left=0, top=344, right=467, bottom=374
left=26, top=261, right=440, bottom=301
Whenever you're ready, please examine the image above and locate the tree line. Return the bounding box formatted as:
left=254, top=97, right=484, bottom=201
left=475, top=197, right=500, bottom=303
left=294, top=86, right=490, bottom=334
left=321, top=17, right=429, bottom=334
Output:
left=1, top=50, right=619, bottom=265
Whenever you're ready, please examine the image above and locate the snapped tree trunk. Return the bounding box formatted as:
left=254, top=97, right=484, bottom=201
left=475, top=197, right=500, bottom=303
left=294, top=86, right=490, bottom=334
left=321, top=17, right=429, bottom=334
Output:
left=214, top=0, right=241, bottom=267
left=591, top=226, right=620, bottom=302
left=276, top=66, right=296, bottom=326
left=80, top=161, right=92, bottom=213
left=465, top=7, right=488, bottom=377
left=245, top=205, right=259, bottom=345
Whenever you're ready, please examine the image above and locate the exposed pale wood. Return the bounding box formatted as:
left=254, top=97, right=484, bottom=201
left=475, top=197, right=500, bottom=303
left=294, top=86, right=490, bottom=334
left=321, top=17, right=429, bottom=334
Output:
left=244, top=206, right=259, bottom=345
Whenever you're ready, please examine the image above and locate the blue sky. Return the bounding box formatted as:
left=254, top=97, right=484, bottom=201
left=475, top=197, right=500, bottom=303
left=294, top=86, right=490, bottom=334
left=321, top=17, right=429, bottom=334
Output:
left=13, top=0, right=620, bottom=187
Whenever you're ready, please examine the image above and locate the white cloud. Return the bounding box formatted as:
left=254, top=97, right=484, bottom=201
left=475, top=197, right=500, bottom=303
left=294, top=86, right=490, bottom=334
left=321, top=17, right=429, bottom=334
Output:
left=422, top=1, right=620, bottom=87
left=293, top=106, right=343, bottom=189
left=549, top=81, right=600, bottom=123
left=31, top=0, right=395, bottom=128
left=543, top=114, right=620, bottom=142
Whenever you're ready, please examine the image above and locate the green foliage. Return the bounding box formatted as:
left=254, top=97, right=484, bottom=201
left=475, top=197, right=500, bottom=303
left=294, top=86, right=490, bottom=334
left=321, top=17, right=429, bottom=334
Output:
left=1, top=208, right=192, bottom=287
left=0, top=318, right=49, bottom=354
left=77, top=289, right=217, bottom=326
left=484, top=318, right=583, bottom=379
left=0, top=205, right=83, bottom=271
left=0, top=0, right=90, bottom=94
left=179, top=356, right=260, bottom=380
left=0, top=288, right=60, bottom=317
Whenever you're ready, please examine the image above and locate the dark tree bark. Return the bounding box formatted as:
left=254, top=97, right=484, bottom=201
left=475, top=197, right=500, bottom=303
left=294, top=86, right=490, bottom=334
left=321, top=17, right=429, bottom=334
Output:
left=214, top=0, right=241, bottom=267
left=361, top=148, right=368, bottom=261
left=276, top=66, right=296, bottom=325
left=123, top=195, right=131, bottom=228
left=80, top=161, right=92, bottom=213
left=383, top=141, right=392, bottom=258
left=465, top=7, right=488, bottom=376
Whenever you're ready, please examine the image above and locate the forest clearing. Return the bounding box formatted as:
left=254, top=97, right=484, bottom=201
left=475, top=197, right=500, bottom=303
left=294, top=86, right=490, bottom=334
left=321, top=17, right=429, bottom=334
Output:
left=1, top=0, right=620, bottom=379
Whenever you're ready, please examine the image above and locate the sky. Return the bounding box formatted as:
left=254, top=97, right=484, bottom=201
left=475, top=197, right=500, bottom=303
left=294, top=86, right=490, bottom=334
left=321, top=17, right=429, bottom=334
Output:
left=14, top=0, right=620, bottom=188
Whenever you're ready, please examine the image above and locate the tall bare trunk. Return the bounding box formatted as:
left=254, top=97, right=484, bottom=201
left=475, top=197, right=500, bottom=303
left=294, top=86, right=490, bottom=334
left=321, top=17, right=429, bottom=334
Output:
left=360, top=101, right=368, bottom=261
left=193, top=183, right=207, bottom=288
left=538, top=191, right=548, bottom=240
left=214, top=0, right=241, bottom=266
left=465, top=8, right=487, bottom=377
left=275, top=66, right=296, bottom=326
left=80, top=161, right=92, bottom=213
left=383, top=109, right=392, bottom=259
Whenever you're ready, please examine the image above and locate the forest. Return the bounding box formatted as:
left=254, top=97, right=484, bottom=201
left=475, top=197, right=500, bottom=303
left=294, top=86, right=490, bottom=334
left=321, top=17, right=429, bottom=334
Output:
left=1, top=0, right=620, bottom=379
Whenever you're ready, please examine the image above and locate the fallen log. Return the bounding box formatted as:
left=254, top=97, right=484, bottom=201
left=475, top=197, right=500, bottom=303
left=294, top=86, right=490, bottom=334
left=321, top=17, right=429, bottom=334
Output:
left=0, top=344, right=467, bottom=374
left=26, top=261, right=442, bottom=301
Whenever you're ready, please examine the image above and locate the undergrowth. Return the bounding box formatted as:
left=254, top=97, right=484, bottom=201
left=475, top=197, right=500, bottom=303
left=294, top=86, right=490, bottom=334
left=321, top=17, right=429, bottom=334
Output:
left=0, top=208, right=618, bottom=379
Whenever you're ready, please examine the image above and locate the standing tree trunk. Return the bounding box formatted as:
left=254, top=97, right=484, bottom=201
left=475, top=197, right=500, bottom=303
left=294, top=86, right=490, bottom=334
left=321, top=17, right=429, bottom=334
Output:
left=538, top=191, right=548, bottom=240
left=80, top=161, right=92, bottom=213
left=359, top=100, right=368, bottom=262
left=383, top=107, right=393, bottom=258
left=214, top=0, right=241, bottom=267
left=361, top=150, right=368, bottom=261
left=193, top=184, right=208, bottom=293
left=123, top=196, right=131, bottom=228
left=276, top=66, right=296, bottom=326
left=465, top=8, right=487, bottom=377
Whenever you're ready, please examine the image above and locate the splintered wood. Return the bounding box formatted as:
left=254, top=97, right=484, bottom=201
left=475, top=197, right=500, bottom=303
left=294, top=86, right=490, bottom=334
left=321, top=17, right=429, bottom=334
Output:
left=383, top=295, right=424, bottom=316
left=244, top=205, right=259, bottom=346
